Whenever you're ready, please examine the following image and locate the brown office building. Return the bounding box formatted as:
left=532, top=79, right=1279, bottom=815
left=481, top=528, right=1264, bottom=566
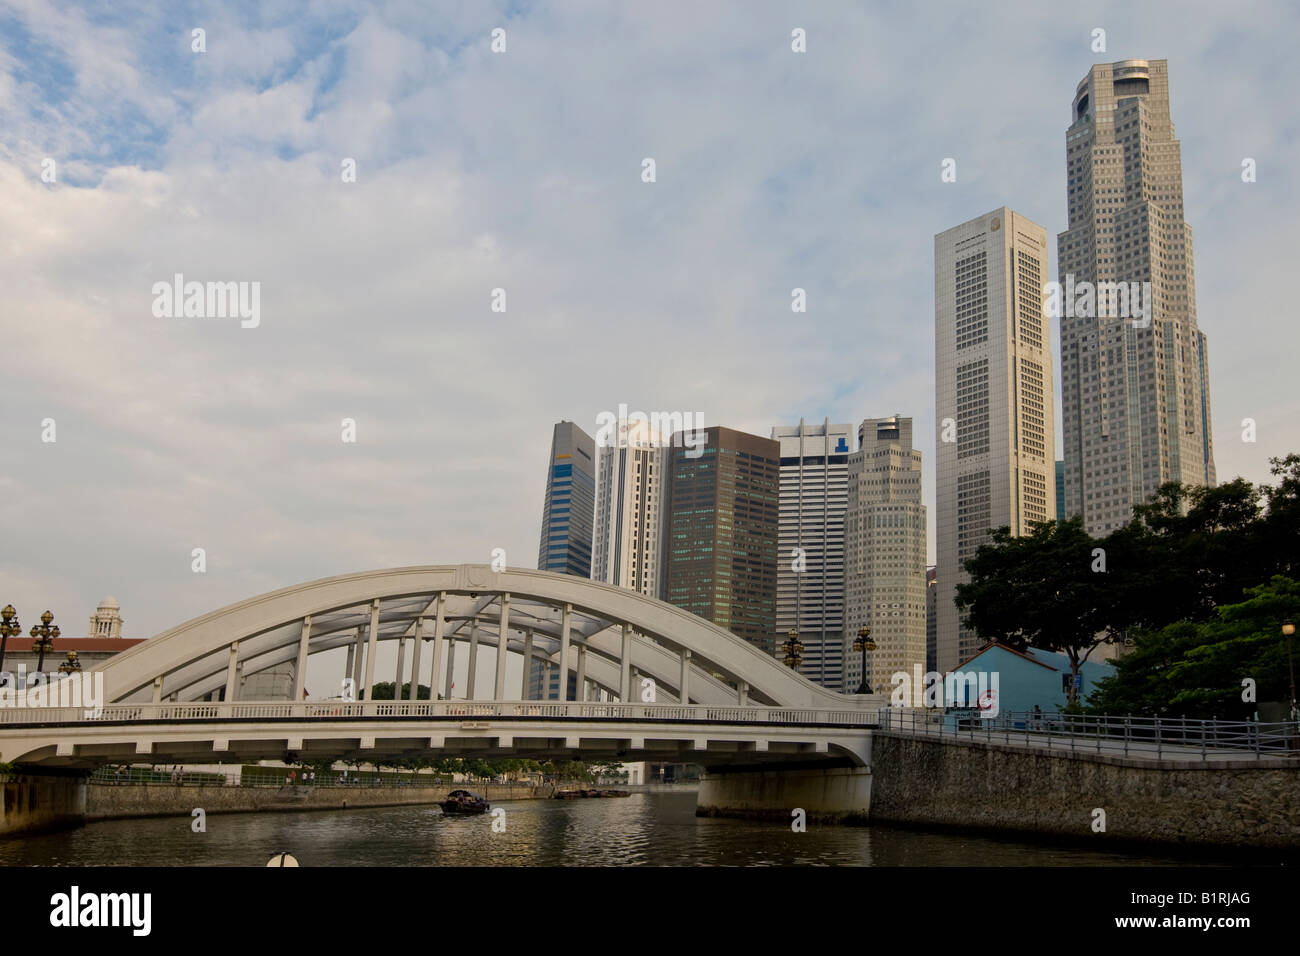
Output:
left=663, top=426, right=780, bottom=654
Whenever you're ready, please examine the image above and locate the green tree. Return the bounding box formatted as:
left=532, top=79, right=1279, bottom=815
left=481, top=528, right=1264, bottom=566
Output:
left=433, top=757, right=464, bottom=775
left=294, top=756, right=337, bottom=781
left=1087, top=576, right=1300, bottom=718
left=959, top=455, right=1300, bottom=715
left=588, top=759, right=626, bottom=781
left=367, top=682, right=432, bottom=701
left=955, top=517, right=1123, bottom=702
left=1122, top=477, right=1265, bottom=626
left=1259, top=454, right=1300, bottom=581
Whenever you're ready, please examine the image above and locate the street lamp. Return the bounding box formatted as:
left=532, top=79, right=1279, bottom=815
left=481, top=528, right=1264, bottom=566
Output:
left=29, top=610, right=59, bottom=674
left=0, top=604, right=20, bottom=680
left=1283, top=620, right=1297, bottom=729
left=59, top=649, right=82, bottom=676
left=781, top=628, right=804, bottom=670
left=853, top=625, right=876, bottom=695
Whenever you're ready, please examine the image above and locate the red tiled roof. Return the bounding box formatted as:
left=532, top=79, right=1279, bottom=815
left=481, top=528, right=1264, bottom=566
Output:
left=1, top=638, right=145, bottom=652
left=949, top=640, right=1059, bottom=674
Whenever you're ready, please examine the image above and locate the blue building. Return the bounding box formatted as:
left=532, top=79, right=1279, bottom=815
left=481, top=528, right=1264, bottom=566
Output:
left=946, top=642, right=1112, bottom=715
left=537, top=421, right=596, bottom=576
left=532, top=421, right=596, bottom=699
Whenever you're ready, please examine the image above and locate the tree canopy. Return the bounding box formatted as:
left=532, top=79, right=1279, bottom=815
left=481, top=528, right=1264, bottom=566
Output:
left=954, top=454, right=1300, bottom=711
left=955, top=516, right=1122, bottom=694
left=365, top=681, right=432, bottom=700
left=1087, top=577, right=1300, bottom=718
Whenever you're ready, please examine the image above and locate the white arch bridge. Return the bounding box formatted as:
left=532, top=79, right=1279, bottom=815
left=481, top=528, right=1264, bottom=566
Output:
left=0, top=566, right=883, bottom=774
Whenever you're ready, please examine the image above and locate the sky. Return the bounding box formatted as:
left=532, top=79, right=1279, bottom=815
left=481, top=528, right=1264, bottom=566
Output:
left=3, top=0, right=1299, bottom=657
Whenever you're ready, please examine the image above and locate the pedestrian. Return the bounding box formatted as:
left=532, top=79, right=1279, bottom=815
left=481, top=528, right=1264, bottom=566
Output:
left=1032, top=704, right=1043, bottom=729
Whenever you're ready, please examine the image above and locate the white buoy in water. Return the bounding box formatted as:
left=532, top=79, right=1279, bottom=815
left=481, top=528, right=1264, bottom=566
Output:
left=267, top=852, right=300, bottom=867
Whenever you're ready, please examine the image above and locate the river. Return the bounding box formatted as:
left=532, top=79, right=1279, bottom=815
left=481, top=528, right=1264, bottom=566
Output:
left=0, top=792, right=1248, bottom=866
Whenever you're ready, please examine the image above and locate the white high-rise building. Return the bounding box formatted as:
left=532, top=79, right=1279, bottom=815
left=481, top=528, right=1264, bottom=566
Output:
left=844, top=416, right=927, bottom=694
left=1059, top=59, right=1215, bottom=533
left=593, top=419, right=667, bottom=597
left=772, top=419, right=851, bottom=691
left=935, top=208, right=1056, bottom=672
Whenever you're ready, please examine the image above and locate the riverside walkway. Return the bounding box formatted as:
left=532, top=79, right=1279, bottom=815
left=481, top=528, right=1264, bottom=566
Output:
left=879, top=708, right=1300, bottom=765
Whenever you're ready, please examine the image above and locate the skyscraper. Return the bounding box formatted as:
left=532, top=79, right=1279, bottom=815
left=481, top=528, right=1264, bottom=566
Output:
left=663, top=426, right=780, bottom=654
left=537, top=421, right=597, bottom=576
left=1059, top=59, right=1215, bottom=535
left=1195, top=330, right=1215, bottom=486
left=844, top=415, right=927, bottom=694
left=1056, top=459, right=1066, bottom=524
left=935, top=208, right=1056, bottom=672
left=593, top=418, right=667, bottom=597
left=532, top=421, right=596, bottom=698
left=772, top=419, right=852, bottom=690
left=925, top=567, right=937, bottom=675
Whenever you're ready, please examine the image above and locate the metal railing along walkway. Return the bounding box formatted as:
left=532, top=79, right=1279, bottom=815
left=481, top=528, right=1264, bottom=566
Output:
left=878, top=708, right=1300, bottom=763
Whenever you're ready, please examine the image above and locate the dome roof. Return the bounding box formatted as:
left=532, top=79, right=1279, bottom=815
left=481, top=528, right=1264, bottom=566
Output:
left=97, top=596, right=120, bottom=610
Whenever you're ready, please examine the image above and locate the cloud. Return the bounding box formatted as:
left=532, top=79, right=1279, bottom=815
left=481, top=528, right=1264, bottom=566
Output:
left=0, top=0, right=1297, bottom=641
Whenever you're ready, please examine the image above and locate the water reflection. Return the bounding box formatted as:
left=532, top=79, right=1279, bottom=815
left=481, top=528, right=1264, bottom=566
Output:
left=0, top=793, right=1243, bottom=867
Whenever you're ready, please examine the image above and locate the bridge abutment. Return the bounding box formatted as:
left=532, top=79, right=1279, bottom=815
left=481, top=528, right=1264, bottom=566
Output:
left=0, top=771, right=87, bottom=839
left=696, top=766, right=872, bottom=823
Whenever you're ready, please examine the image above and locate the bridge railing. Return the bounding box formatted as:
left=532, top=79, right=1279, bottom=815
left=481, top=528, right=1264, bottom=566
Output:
left=0, top=699, right=881, bottom=727
left=877, top=708, right=1300, bottom=762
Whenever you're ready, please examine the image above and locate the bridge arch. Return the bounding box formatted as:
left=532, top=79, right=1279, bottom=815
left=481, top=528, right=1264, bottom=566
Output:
left=96, top=565, right=872, bottom=712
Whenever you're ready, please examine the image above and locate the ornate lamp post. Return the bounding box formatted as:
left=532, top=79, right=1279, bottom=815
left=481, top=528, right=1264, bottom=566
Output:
left=1283, top=621, right=1297, bottom=741
left=0, top=604, right=20, bottom=679
left=58, top=649, right=82, bottom=677
left=853, top=625, right=876, bottom=695
left=781, top=628, right=804, bottom=670
left=29, top=610, right=59, bottom=674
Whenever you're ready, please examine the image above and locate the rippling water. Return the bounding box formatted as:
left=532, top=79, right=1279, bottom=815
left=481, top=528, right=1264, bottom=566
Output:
left=0, top=793, right=1243, bottom=866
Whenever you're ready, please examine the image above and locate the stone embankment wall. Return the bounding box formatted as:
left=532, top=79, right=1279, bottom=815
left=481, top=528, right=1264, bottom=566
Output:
left=869, top=733, right=1300, bottom=849
left=85, top=782, right=546, bottom=821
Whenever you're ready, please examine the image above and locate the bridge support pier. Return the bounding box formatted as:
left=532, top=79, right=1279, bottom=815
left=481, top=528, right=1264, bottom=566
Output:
left=575, top=646, right=587, bottom=701
left=696, top=767, right=872, bottom=823
left=467, top=624, right=480, bottom=698
left=0, top=771, right=87, bottom=839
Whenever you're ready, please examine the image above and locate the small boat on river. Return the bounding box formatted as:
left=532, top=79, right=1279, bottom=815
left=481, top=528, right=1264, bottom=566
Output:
left=440, top=790, right=490, bottom=815
left=553, top=788, right=631, bottom=799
